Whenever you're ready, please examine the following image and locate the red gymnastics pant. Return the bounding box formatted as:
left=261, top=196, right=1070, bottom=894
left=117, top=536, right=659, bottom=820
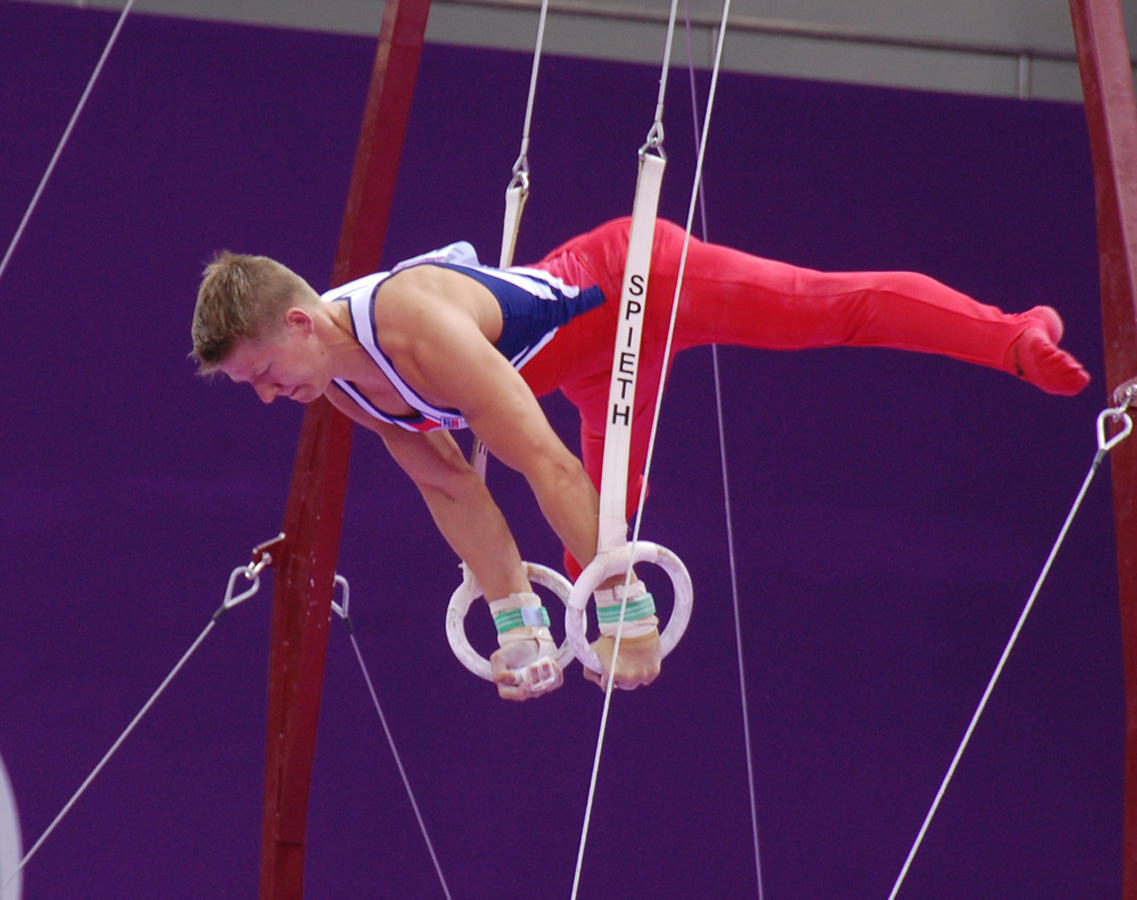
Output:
left=520, top=218, right=1041, bottom=568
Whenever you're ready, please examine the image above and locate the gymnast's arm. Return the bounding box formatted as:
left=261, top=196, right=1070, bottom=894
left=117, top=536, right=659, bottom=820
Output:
left=371, top=273, right=603, bottom=574
left=370, top=272, right=662, bottom=691
left=332, top=403, right=532, bottom=603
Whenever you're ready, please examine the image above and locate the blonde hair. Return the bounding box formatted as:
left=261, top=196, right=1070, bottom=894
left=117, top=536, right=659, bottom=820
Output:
left=190, top=251, right=311, bottom=372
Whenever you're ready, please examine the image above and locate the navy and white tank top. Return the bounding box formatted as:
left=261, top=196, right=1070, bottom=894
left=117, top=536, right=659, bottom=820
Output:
left=321, top=242, right=605, bottom=432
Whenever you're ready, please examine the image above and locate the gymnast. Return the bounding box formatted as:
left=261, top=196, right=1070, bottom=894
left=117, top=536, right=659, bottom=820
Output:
left=190, top=217, right=1090, bottom=701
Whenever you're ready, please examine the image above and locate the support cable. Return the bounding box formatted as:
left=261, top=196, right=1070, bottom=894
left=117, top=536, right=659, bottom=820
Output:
left=0, top=551, right=270, bottom=893
left=680, top=3, right=765, bottom=896
left=567, top=0, right=684, bottom=889
left=569, top=0, right=732, bottom=894
left=506, top=0, right=551, bottom=197
left=330, top=576, right=453, bottom=900
left=0, top=0, right=136, bottom=289
left=886, top=400, right=1134, bottom=900
left=471, top=0, right=550, bottom=478
left=628, top=0, right=731, bottom=592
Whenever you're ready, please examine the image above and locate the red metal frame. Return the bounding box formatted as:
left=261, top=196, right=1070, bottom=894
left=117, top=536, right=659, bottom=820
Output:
left=1067, top=0, right=1137, bottom=893
left=250, top=1, right=1137, bottom=894
left=258, top=2, right=433, bottom=897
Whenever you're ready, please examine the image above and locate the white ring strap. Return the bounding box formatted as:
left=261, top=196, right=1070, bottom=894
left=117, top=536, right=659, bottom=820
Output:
left=597, top=150, right=666, bottom=550
left=570, top=3, right=730, bottom=898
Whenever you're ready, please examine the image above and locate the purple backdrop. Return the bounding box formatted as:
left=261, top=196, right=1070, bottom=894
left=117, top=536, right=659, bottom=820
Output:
left=0, top=3, right=1123, bottom=898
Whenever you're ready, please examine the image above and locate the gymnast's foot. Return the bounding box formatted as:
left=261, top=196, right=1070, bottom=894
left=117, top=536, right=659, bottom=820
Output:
left=1005, top=305, right=1090, bottom=396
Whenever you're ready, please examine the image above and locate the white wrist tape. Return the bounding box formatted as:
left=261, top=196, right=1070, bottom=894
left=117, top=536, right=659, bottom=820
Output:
left=489, top=591, right=554, bottom=649
left=594, top=580, right=659, bottom=639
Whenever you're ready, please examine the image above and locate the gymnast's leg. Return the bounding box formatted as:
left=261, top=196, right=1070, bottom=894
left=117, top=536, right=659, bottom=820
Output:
left=645, top=220, right=1090, bottom=396
left=526, top=217, right=1091, bottom=573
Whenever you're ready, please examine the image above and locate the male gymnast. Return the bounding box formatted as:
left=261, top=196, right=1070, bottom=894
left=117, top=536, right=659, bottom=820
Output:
left=191, top=218, right=1090, bottom=701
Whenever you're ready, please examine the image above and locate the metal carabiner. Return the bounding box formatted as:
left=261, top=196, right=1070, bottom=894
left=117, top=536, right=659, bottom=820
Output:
left=1112, top=376, right=1137, bottom=414
left=212, top=534, right=283, bottom=621
left=247, top=552, right=272, bottom=579
left=330, top=573, right=351, bottom=621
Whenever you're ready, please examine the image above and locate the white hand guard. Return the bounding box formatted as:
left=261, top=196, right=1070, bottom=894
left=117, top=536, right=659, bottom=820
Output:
left=488, top=591, right=563, bottom=693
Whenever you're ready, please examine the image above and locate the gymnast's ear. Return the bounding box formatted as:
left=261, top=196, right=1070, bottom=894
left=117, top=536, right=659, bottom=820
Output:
left=283, top=306, right=315, bottom=334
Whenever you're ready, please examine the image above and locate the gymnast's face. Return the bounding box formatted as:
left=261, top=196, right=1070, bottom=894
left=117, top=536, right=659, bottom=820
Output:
left=219, top=308, right=330, bottom=404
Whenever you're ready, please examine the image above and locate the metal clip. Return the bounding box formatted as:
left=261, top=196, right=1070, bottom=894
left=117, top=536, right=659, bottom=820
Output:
left=1096, top=406, right=1133, bottom=453
left=212, top=533, right=285, bottom=621
left=330, top=573, right=351, bottom=621
left=508, top=156, right=530, bottom=194
left=1112, top=376, right=1137, bottom=413
left=639, top=120, right=666, bottom=158
left=249, top=533, right=285, bottom=574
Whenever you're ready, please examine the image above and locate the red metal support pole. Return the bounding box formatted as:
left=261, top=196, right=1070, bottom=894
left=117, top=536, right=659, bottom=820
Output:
left=258, top=2, right=432, bottom=898
left=1067, top=0, right=1137, bottom=894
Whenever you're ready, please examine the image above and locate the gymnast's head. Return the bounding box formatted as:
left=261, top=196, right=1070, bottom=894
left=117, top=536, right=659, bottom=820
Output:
left=191, top=251, right=327, bottom=404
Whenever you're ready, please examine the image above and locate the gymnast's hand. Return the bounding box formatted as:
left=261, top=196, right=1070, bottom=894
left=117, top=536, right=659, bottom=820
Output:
left=489, top=627, right=565, bottom=701
left=582, top=628, right=662, bottom=691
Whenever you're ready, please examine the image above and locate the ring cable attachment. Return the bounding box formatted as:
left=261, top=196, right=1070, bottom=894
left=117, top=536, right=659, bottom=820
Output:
left=562, top=148, right=694, bottom=672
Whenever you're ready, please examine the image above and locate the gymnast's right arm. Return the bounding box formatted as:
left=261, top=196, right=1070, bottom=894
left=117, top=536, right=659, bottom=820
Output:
left=325, top=384, right=531, bottom=600
left=371, top=423, right=532, bottom=603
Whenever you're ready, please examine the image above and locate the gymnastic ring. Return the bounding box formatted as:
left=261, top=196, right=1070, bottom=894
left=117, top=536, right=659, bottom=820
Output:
left=446, top=561, right=575, bottom=682
left=565, top=542, right=693, bottom=675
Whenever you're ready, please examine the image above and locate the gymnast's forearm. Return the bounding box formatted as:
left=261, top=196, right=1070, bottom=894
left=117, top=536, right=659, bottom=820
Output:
left=524, top=453, right=601, bottom=572
left=416, top=476, right=530, bottom=601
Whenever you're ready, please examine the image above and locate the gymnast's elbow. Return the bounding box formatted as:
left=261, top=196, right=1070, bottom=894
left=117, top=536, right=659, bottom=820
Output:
left=526, top=448, right=591, bottom=499
left=415, top=457, right=488, bottom=504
